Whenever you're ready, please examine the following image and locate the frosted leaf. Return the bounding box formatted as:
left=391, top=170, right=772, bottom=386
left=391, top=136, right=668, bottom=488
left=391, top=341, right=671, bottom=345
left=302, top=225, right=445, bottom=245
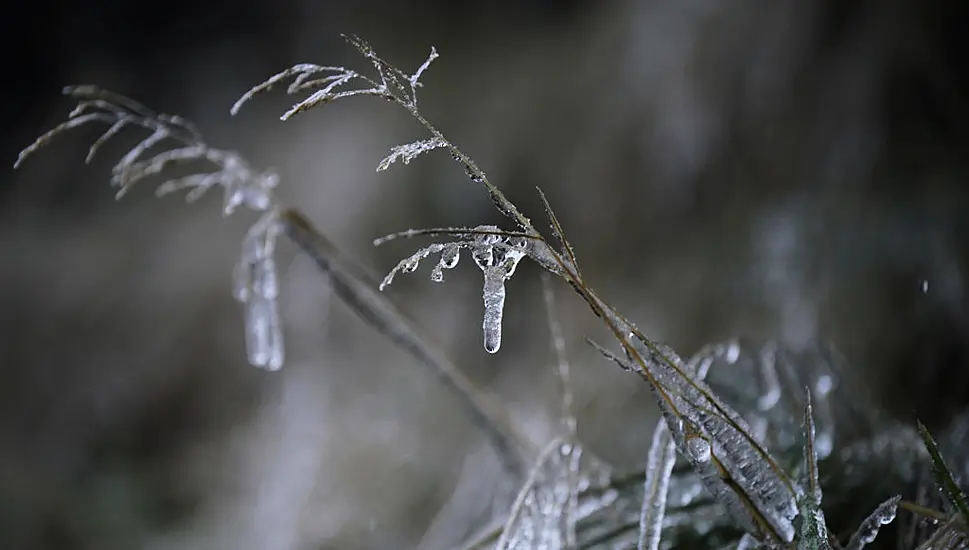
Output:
left=481, top=267, right=507, bottom=354
left=795, top=390, right=832, bottom=550
left=606, top=331, right=800, bottom=543
left=495, top=439, right=575, bottom=550
left=845, top=496, right=900, bottom=550
left=376, top=137, right=446, bottom=171
left=639, top=419, right=677, bottom=550
left=696, top=340, right=844, bottom=463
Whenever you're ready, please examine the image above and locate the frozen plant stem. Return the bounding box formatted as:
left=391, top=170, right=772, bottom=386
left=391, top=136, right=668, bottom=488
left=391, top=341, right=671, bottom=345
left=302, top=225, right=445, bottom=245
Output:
left=236, top=34, right=812, bottom=546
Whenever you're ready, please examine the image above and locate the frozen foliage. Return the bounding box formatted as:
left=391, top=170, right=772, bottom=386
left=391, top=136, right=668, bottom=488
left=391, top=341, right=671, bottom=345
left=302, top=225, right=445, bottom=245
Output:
left=495, top=439, right=580, bottom=550
left=14, top=86, right=286, bottom=370
left=376, top=137, right=447, bottom=171
left=376, top=226, right=530, bottom=353
left=795, top=391, right=832, bottom=550
left=845, top=497, right=901, bottom=550
left=639, top=420, right=676, bottom=550
left=593, top=332, right=801, bottom=544
left=21, top=35, right=969, bottom=550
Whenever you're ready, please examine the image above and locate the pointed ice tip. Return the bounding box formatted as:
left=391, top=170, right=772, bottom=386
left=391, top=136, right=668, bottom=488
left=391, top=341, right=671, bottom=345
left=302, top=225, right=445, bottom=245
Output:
left=484, top=337, right=501, bottom=354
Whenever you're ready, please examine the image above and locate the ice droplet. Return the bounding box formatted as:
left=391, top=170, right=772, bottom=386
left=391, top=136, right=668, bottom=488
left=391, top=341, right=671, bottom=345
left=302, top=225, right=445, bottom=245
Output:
left=686, top=437, right=712, bottom=463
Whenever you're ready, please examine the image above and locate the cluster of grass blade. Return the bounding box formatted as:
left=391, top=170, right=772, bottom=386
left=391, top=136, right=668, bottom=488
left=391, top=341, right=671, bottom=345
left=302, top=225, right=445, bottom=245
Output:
left=227, top=35, right=936, bottom=550
left=14, top=34, right=968, bottom=550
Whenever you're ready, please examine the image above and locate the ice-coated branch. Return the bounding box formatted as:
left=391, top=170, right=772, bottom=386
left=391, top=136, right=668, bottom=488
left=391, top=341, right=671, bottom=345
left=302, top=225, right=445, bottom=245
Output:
left=14, top=86, right=285, bottom=371
left=280, top=210, right=535, bottom=479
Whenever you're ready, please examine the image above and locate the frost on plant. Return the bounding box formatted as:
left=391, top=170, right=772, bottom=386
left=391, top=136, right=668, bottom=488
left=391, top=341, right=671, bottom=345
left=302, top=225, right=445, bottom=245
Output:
left=234, top=210, right=285, bottom=370
left=376, top=137, right=447, bottom=171
left=230, top=34, right=438, bottom=120
left=14, top=86, right=287, bottom=370
left=794, top=390, right=832, bottom=550
left=376, top=225, right=530, bottom=353
left=639, top=340, right=717, bottom=550
left=495, top=438, right=579, bottom=550
left=639, top=419, right=676, bottom=550
left=21, top=34, right=969, bottom=550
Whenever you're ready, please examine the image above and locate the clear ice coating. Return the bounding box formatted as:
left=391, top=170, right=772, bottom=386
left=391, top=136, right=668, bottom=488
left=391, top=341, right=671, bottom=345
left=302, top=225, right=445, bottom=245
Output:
left=685, top=436, right=712, bottom=463
left=480, top=267, right=508, bottom=353
left=496, top=438, right=579, bottom=550
left=639, top=419, right=677, bottom=550
left=471, top=227, right=526, bottom=353
left=376, top=137, right=446, bottom=171
left=612, top=334, right=800, bottom=543
left=845, top=496, right=900, bottom=550
left=234, top=210, right=285, bottom=370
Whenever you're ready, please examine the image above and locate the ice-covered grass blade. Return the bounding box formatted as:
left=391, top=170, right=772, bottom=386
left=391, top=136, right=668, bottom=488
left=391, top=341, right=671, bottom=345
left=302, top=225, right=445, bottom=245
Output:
left=845, top=495, right=901, bottom=550
left=280, top=210, right=533, bottom=478
left=918, top=420, right=969, bottom=526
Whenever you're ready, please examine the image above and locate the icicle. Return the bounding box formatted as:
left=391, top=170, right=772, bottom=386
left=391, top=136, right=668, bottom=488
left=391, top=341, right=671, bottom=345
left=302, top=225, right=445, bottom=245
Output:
left=235, top=210, right=285, bottom=370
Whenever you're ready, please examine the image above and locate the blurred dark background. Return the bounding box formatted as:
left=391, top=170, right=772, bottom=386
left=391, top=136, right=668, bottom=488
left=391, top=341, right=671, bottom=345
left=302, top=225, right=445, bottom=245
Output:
left=2, top=1, right=969, bottom=549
